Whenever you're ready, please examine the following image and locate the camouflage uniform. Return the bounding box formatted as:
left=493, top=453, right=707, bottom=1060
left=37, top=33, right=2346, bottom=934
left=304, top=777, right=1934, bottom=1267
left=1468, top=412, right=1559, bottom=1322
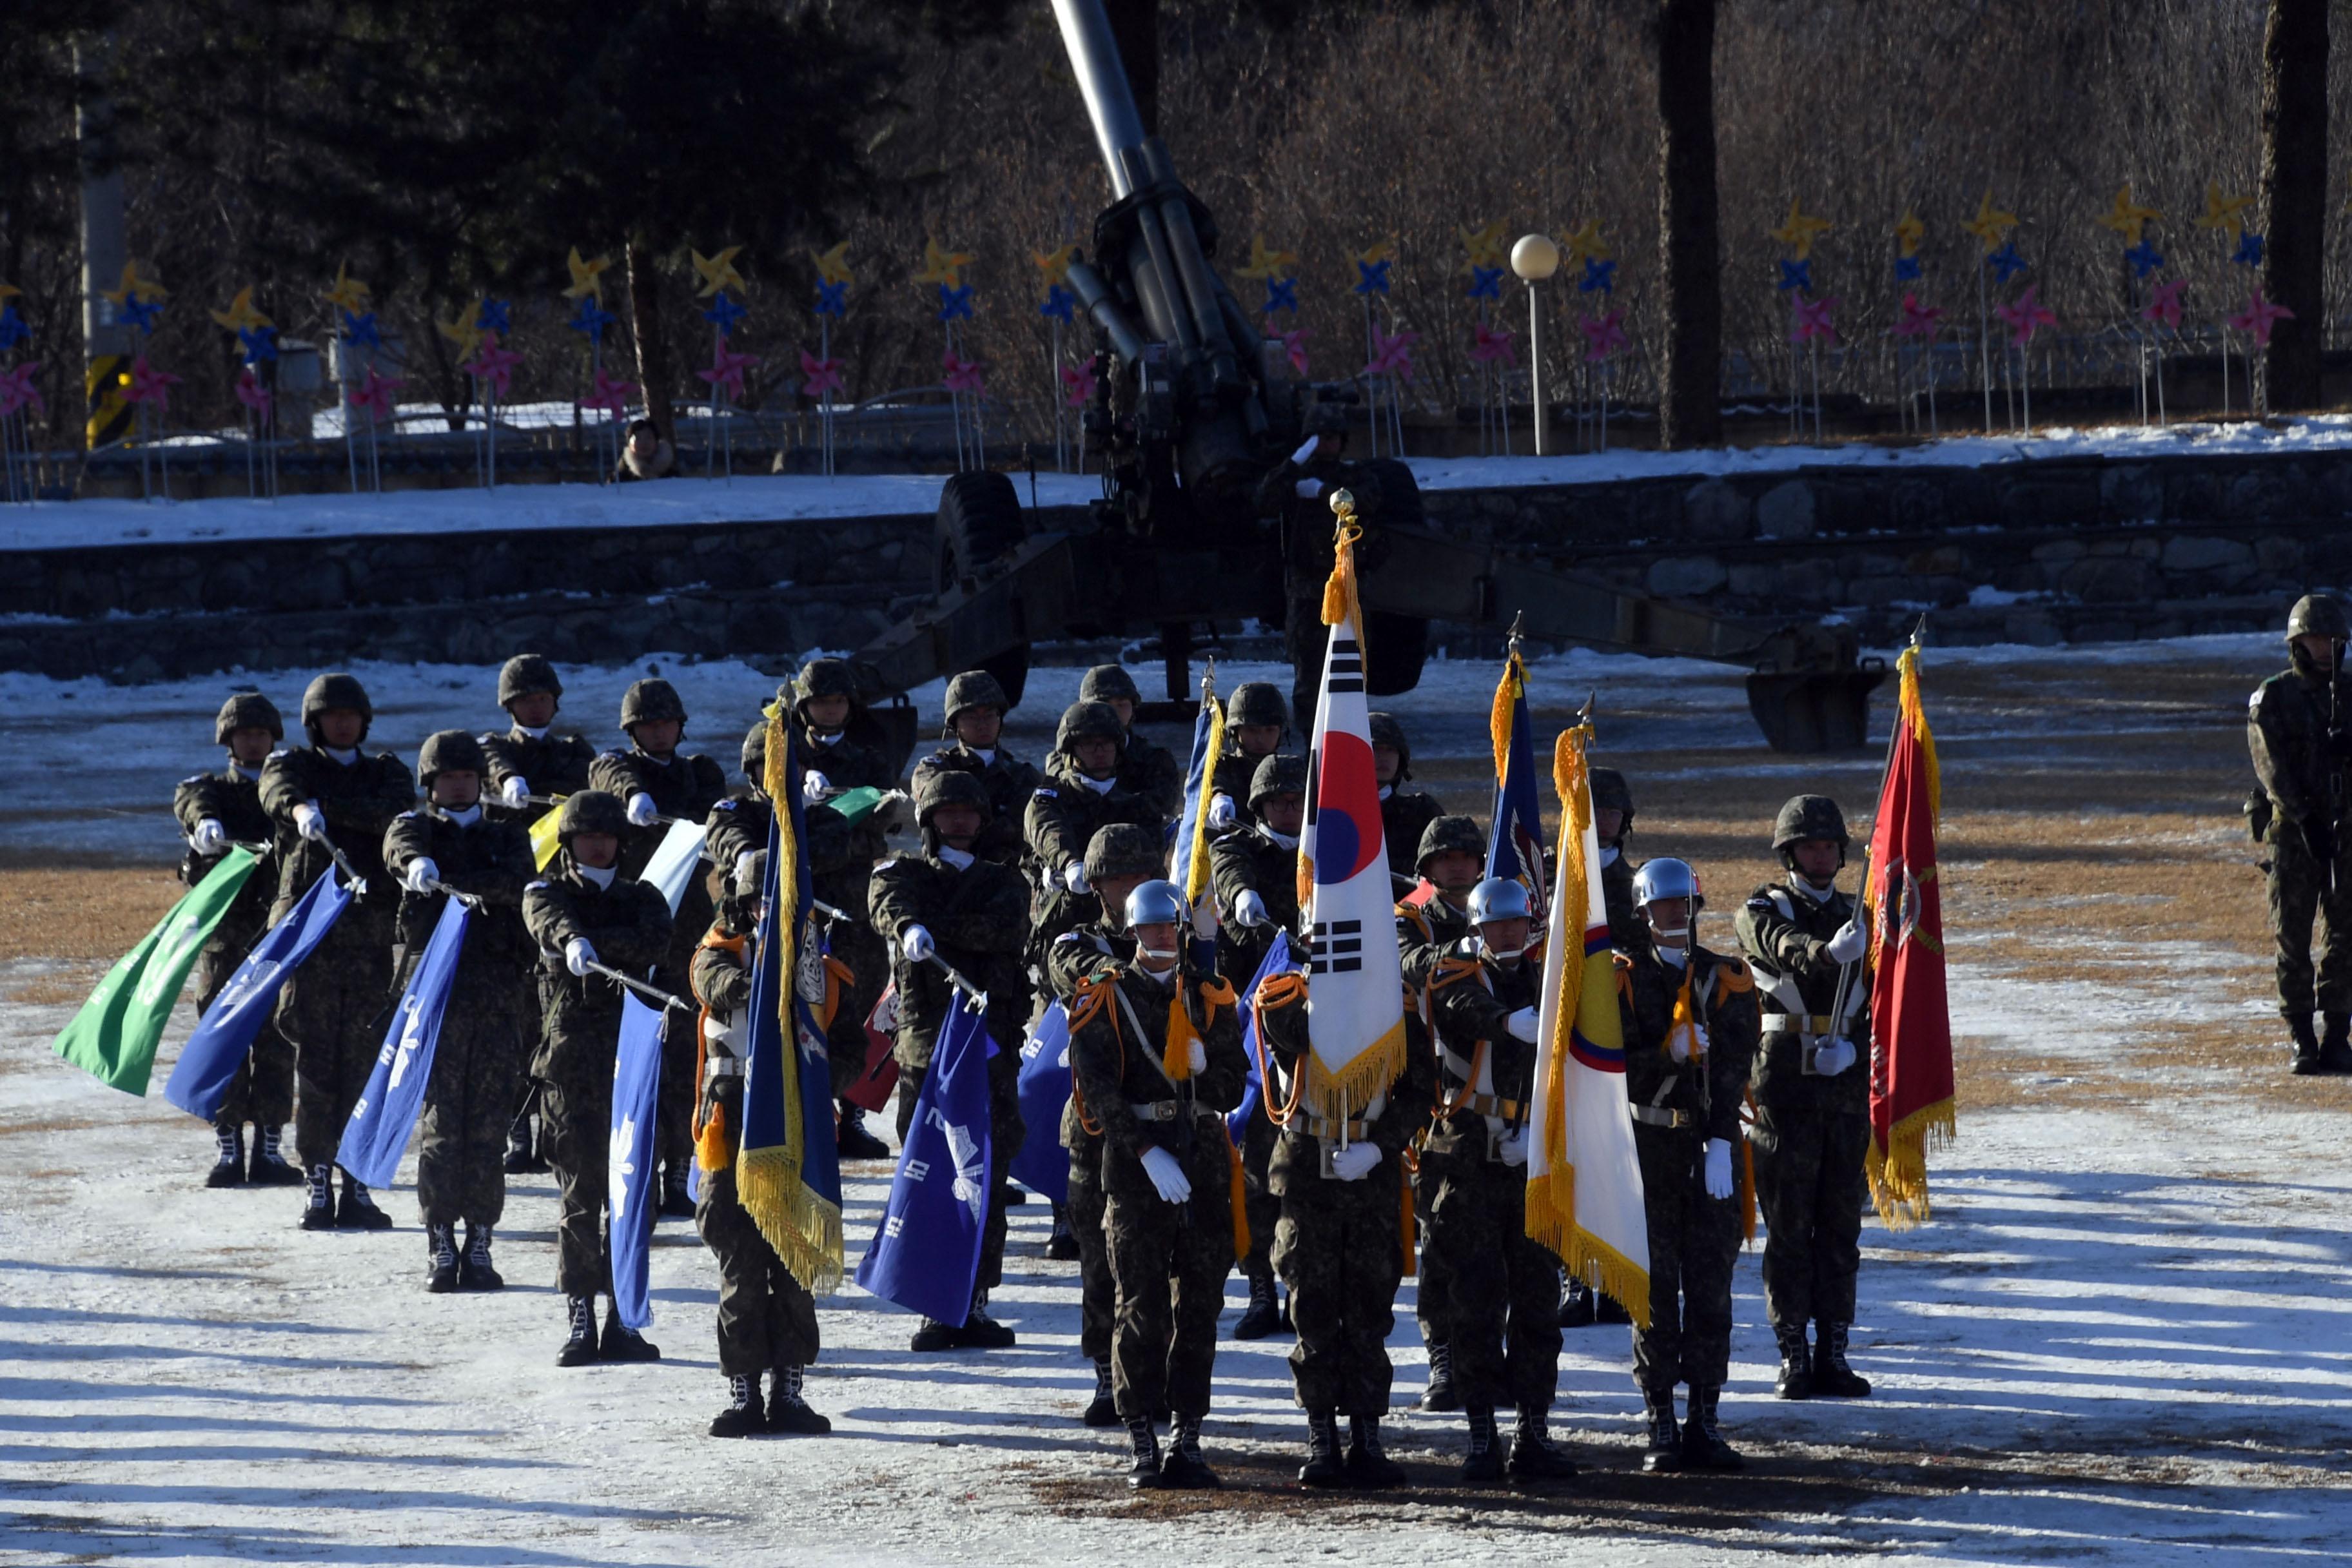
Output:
left=1024, top=702, right=1170, bottom=957
left=911, top=671, right=1040, bottom=869
left=1370, top=712, right=1444, bottom=882
left=1394, top=814, right=1480, bottom=1369
left=1593, top=768, right=1648, bottom=959
left=2248, top=603, right=2352, bottom=1068
left=1207, top=682, right=1289, bottom=840
left=1079, top=664, right=1186, bottom=824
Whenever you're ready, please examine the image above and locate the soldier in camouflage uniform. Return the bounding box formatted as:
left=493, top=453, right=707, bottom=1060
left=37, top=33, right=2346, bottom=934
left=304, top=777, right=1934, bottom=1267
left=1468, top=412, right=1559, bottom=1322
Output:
left=1253, top=948, right=1435, bottom=1488
left=1079, top=663, right=1185, bottom=823
left=173, top=691, right=301, bottom=1188
left=1026, top=700, right=1170, bottom=954
left=1734, top=794, right=1874, bottom=1403
left=1424, top=879, right=1576, bottom=1482
left=909, top=671, right=1041, bottom=869
left=1208, top=751, right=1307, bottom=1338
left=382, top=731, right=538, bottom=1294
left=1564, top=765, right=1643, bottom=1329
left=1617, top=858, right=1759, bottom=1474
left=1042, top=821, right=1166, bottom=1425
left=1253, top=400, right=1354, bottom=724
left=2248, top=593, right=2352, bottom=1074
left=1066, top=880, right=1247, bottom=1490
left=689, top=856, right=831, bottom=1439
left=522, top=789, right=676, bottom=1366
left=1370, top=712, right=1444, bottom=882
left=868, top=767, right=1032, bottom=1349
left=589, top=678, right=727, bottom=1219
left=260, top=673, right=414, bottom=1233
left=1206, top=682, right=1289, bottom=839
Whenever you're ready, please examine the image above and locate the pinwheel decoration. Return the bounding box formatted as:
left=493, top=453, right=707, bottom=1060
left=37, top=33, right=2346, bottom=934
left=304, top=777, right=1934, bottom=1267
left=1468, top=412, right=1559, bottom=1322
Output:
left=941, top=350, right=987, bottom=397
left=807, top=243, right=855, bottom=475
left=1789, top=295, right=1839, bottom=345
left=1262, top=277, right=1300, bottom=315
left=2196, top=182, right=2255, bottom=238
left=234, top=368, right=271, bottom=417
left=1984, top=242, right=2028, bottom=284
left=0, top=358, right=40, bottom=505
left=2142, top=279, right=2186, bottom=331
left=816, top=280, right=850, bottom=318
left=799, top=348, right=845, bottom=400
left=2233, top=232, right=2265, bottom=268
left=0, top=361, right=45, bottom=419
left=567, top=297, right=616, bottom=338
left=209, top=287, right=271, bottom=335
left=812, top=242, right=856, bottom=288
left=237, top=326, right=278, bottom=366
left=578, top=366, right=638, bottom=421
left=1562, top=220, right=1611, bottom=268
left=323, top=262, right=371, bottom=315
left=346, top=366, right=404, bottom=493
left=564, top=248, right=612, bottom=301
left=2094, top=185, right=2162, bottom=244
left=435, top=309, right=484, bottom=363
left=1963, top=190, right=2019, bottom=253
left=464, top=333, right=525, bottom=487
left=0, top=304, right=27, bottom=353
left=2123, top=241, right=2164, bottom=280
left=698, top=342, right=760, bottom=402
left=2230, top=288, right=2294, bottom=348
left=1777, top=258, right=1813, bottom=293
left=1270, top=325, right=1311, bottom=376
left=1039, top=284, right=1076, bottom=323
left=1354, top=252, right=1395, bottom=296
left=1364, top=326, right=1418, bottom=382
left=1580, top=309, right=1628, bottom=362
left=117, top=292, right=164, bottom=335
left=1894, top=293, right=1946, bottom=339
left=339, top=310, right=380, bottom=351
left=702, top=292, right=750, bottom=336
left=1769, top=199, right=1834, bottom=260
left=1467, top=265, right=1505, bottom=301
left=914, top=238, right=972, bottom=289
left=123, top=355, right=179, bottom=411
left=937, top=284, right=975, bottom=322
left=692, top=245, right=749, bottom=299
left=1994, top=283, right=2056, bottom=348
left=1470, top=321, right=1517, bottom=367
left=1061, top=355, right=1099, bottom=411
left=1237, top=235, right=1299, bottom=316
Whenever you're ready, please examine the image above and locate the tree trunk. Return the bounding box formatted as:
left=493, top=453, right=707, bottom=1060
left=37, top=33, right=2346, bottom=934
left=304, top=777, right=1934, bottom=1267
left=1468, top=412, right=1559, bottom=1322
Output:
left=626, top=239, right=676, bottom=444
left=1656, top=0, right=1722, bottom=449
left=2261, top=0, right=2329, bottom=412
left=1105, top=0, right=1158, bottom=137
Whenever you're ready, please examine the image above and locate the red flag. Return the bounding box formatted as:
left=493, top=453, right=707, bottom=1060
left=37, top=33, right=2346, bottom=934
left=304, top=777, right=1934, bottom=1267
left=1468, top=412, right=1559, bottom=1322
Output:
left=1864, top=642, right=1952, bottom=1229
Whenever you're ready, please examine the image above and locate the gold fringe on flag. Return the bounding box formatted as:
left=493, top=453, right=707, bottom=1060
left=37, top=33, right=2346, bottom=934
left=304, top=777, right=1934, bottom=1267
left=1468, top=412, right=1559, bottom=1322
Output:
left=1182, top=691, right=1227, bottom=908
left=1489, top=650, right=1523, bottom=792
left=1524, top=725, right=1591, bottom=1262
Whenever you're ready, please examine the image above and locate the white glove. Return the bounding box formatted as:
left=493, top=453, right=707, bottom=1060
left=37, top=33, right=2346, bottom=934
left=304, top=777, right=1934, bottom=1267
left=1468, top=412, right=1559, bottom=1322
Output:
left=1827, top=918, right=1868, bottom=965
left=1812, top=1037, right=1857, bottom=1076
left=1186, top=1037, right=1207, bottom=1075
left=901, top=924, right=934, bottom=963
left=1289, top=435, right=1320, bottom=466
left=502, top=776, right=531, bottom=807
left=1496, top=1130, right=1529, bottom=1168
left=1063, top=862, right=1090, bottom=895
left=402, top=858, right=440, bottom=895
left=1505, top=1006, right=1540, bottom=1043
left=1329, top=1141, right=1382, bottom=1182
left=293, top=801, right=329, bottom=844
left=803, top=769, right=833, bottom=802
left=734, top=850, right=761, bottom=890
left=564, top=937, right=598, bottom=977
left=191, top=818, right=228, bottom=856
left=1669, top=1023, right=1710, bottom=1064
left=1139, top=1145, right=1193, bottom=1204
left=1233, top=889, right=1269, bottom=928
left=1704, top=1138, right=1735, bottom=1200
left=626, top=791, right=659, bottom=827
left=1208, top=793, right=1237, bottom=829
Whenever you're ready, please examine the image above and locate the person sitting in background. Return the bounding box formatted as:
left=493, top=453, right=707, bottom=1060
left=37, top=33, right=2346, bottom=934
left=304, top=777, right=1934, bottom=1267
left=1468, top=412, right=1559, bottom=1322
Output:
left=615, top=418, right=676, bottom=483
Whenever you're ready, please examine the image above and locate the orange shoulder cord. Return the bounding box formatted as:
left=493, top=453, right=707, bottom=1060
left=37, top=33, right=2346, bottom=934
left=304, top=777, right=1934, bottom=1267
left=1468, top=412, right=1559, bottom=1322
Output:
left=1066, top=976, right=1122, bottom=1139
left=1250, top=972, right=1313, bottom=1128
left=692, top=925, right=752, bottom=1166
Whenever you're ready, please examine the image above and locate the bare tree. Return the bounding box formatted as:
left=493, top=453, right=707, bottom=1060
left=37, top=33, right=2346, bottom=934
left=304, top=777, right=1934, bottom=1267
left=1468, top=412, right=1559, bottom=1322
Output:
left=1658, top=0, right=1722, bottom=447
left=2261, top=0, right=2329, bottom=411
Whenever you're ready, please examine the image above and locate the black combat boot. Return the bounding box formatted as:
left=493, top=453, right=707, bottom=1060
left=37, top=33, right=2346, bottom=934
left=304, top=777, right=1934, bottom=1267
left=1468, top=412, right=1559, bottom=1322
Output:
left=1558, top=1277, right=1596, bottom=1328
left=1082, top=1360, right=1120, bottom=1427
left=206, top=1125, right=246, bottom=1188
left=658, top=1162, right=694, bottom=1220
left=299, top=1164, right=337, bottom=1230
left=2323, top=1014, right=2352, bottom=1074
left=1234, top=1268, right=1282, bottom=1339
left=1161, top=1414, right=1219, bottom=1489
left=425, top=1224, right=460, bottom=1293
left=1418, top=1339, right=1460, bottom=1411
left=600, top=1300, right=662, bottom=1362
left=249, top=1126, right=303, bottom=1185
left=1640, top=1386, right=1683, bottom=1474
left=955, top=1290, right=1016, bottom=1349
left=767, top=1365, right=831, bottom=1435
left=460, top=1224, right=504, bottom=1291
left=1298, top=1408, right=1347, bottom=1487
left=1812, top=1322, right=1872, bottom=1398
left=502, top=1117, right=541, bottom=1174
left=709, top=1374, right=763, bottom=1438
left=556, top=1296, right=598, bottom=1367
left=336, top=1173, right=393, bottom=1231
left=1773, top=1322, right=1814, bottom=1400
left=2289, top=1014, right=2324, bottom=1075
left=1044, top=1202, right=1080, bottom=1261
left=1594, top=1292, right=1632, bottom=1325
left=909, top=1318, right=959, bottom=1352
left=1461, top=1406, right=1505, bottom=1482
left=1505, top=1407, right=1578, bottom=1480
left=1346, top=1414, right=1409, bottom=1490
left=836, top=1103, right=890, bottom=1161
left=1125, top=1416, right=1165, bottom=1489
left=1681, top=1384, right=1743, bottom=1471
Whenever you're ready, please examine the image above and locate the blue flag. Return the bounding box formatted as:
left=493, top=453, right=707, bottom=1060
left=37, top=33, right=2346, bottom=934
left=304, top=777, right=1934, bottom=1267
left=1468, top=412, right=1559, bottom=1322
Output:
left=337, top=899, right=471, bottom=1190
left=855, top=995, right=991, bottom=1326
left=1010, top=1002, right=1072, bottom=1204
left=166, top=865, right=353, bottom=1122
left=607, top=994, right=666, bottom=1330
left=1486, top=650, right=1551, bottom=925
left=1226, top=932, right=1295, bottom=1142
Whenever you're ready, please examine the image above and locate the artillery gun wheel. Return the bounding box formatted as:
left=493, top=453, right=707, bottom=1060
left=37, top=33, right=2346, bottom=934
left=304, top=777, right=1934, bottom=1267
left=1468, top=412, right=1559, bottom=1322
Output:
left=934, top=471, right=1032, bottom=707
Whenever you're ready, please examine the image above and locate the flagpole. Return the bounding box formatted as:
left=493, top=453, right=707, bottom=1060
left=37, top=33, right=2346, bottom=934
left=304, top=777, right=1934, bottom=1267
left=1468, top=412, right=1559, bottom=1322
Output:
left=1827, top=614, right=1926, bottom=1036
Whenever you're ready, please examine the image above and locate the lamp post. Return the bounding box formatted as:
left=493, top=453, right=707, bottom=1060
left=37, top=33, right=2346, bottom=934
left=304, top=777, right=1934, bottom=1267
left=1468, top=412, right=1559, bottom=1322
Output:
left=1511, top=233, right=1560, bottom=456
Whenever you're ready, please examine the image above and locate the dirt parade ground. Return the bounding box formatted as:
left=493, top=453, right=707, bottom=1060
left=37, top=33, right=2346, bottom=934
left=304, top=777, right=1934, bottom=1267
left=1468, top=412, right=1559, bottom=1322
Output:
left=1, top=633, right=2347, bottom=1566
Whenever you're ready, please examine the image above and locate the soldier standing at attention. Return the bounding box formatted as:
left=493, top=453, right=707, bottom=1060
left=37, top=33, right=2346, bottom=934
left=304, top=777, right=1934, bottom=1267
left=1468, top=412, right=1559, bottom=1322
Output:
left=1735, top=795, right=1874, bottom=1403
left=382, top=732, right=538, bottom=1294
left=910, top=671, right=1041, bottom=869
left=173, top=692, right=300, bottom=1189
left=1369, top=712, right=1444, bottom=882
left=1206, top=683, right=1289, bottom=838
left=2249, top=594, right=2352, bottom=1074
left=1617, top=858, right=1758, bottom=1474
left=261, top=673, right=413, bottom=1233
left=1079, top=663, right=1186, bottom=823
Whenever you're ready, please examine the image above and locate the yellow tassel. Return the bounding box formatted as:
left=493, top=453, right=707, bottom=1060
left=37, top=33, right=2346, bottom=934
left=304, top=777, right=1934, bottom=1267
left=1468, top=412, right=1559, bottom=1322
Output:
left=738, top=1145, right=846, bottom=1295
left=1299, top=1016, right=1409, bottom=1123
left=1161, top=991, right=1195, bottom=1083
left=1866, top=1097, right=1956, bottom=1231
left=1489, top=652, right=1522, bottom=792
left=1183, top=696, right=1226, bottom=906
left=696, top=1100, right=730, bottom=1173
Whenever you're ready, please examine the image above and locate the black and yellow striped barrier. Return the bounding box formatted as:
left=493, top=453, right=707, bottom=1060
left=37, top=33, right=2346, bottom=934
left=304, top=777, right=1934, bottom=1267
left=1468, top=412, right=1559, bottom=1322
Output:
left=86, top=355, right=132, bottom=449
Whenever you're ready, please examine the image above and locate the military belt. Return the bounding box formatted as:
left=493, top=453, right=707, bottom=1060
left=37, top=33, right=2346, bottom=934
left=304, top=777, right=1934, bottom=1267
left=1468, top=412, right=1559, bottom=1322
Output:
left=1629, top=1104, right=1692, bottom=1129
left=1130, top=1099, right=1222, bottom=1124
left=1761, top=1014, right=1838, bottom=1035
left=1300, top=1113, right=1371, bottom=1141
left=1447, top=1091, right=1524, bottom=1121
left=701, top=1055, right=743, bottom=1078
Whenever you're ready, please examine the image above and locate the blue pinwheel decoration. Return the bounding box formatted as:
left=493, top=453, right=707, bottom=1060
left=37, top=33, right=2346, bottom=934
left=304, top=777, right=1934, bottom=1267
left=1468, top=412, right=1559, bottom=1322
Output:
left=2233, top=231, right=2264, bottom=268
left=937, top=283, right=974, bottom=322
left=118, top=291, right=164, bottom=335
left=1894, top=254, right=1923, bottom=282
left=567, top=297, right=615, bottom=339
left=1262, top=277, right=1298, bottom=315
left=340, top=309, right=381, bottom=349
left=476, top=297, right=513, bottom=336
left=1039, top=284, right=1076, bottom=323
left=0, top=304, right=28, bottom=352
left=237, top=325, right=279, bottom=366
left=1578, top=258, right=1617, bottom=295
left=1465, top=264, right=1505, bottom=302
left=1984, top=241, right=2029, bottom=284
left=701, top=292, right=750, bottom=336
left=1776, top=258, right=1812, bottom=293
left=815, top=279, right=849, bottom=318
left=2122, top=240, right=2164, bottom=280
left=1354, top=259, right=1393, bottom=296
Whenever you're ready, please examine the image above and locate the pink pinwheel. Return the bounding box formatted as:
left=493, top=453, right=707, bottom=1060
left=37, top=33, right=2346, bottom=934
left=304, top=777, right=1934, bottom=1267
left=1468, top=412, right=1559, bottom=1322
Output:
left=347, top=366, right=404, bottom=423
left=941, top=350, right=987, bottom=396
left=1892, top=293, right=1946, bottom=340
left=1060, top=355, right=1099, bottom=411
left=1364, top=326, right=1419, bottom=380
left=0, top=361, right=45, bottom=420
left=1270, top=324, right=1311, bottom=375
left=122, top=355, right=182, bottom=412
left=1469, top=320, right=1517, bottom=367
left=1580, top=309, right=1629, bottom=363
left=697, top=342, right=761, bottom=401
left=1992, top=283, right=2058, bottom=348
left=464, top=331, right=525, bottom=402
left=577, top=366, right=639, bottom=420
left=233, top=368, right=272, bottom=417
left=1789, top=294, right=1839, bottom=346
left=798, top=348, right=845, bottom=400
left=2141, top=279, right=2186, bottom=331
left=2229, top=287, right=2295, bottom=348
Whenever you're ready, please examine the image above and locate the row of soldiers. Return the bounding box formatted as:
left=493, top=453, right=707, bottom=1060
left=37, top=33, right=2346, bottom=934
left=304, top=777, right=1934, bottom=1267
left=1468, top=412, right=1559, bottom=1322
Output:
left=168, top=653, right=1878, bottom=1478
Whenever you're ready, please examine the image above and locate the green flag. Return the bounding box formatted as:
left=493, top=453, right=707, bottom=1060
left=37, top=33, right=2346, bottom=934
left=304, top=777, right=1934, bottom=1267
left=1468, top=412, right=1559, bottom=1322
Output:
left=54, top=847, right=264, bottom=1095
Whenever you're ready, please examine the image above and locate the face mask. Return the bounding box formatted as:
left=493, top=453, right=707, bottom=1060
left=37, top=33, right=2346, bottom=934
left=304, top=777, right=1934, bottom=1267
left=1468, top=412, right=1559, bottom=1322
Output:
left=1794, top=874, right=1837, bottom=903
left=938, top=845, right=975, bottom=870
left=323, top=745, right=358, bottom=765
left=812, top=729, right=843, bottom=746
left=1658, top=943, right=1689, bottom=968
left=970, top=747, right=995, bottom=766
left=1479, top=938, right=1527, bottom=964
left=578, top=863, right=617, bottom=889
left=1600, top=845, right=1621, bottom=868
left=1082, top=774, right=1115, bottom=794
left=444, top=803, right=483, bottom=828
left=514, top=723, right=549, bottom=740
left=234, top=763, right=264, bottom=781
left=1264, top=827, right=1299, bottom=851
left=1135, top=947, right=1179, bottom=977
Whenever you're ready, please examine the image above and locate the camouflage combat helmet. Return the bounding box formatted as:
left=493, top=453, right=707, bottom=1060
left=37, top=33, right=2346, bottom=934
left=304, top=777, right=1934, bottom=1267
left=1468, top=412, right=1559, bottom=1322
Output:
left=1772, top=794, right=1849, bottom=868
left=1228, top=681, right=1288, bottom=731
left=1415, top=813, right=1486, bottom=876
left=416, top=729, right=488, bottom=787
left=215, top=691, right=284, bottom=746
left=914, top=765, right=992, bottom=826
left=619, top=678, right=687, bottom=732
left=1368, top=711, right=1411, bottom=781
left=741, top=719, right=770, bottom=788
left=1590, top=767, right=1636, bottom=838
left=1079, top=664, right=1142, bottom=708
left=1084, top=822, right=1166, bottom=883
left=1250, top=752, right=1309, bottom=807
left=1057, top=700, right=1127, bottom=758
left=2287, top=594, right=2349, bottom=643
left=497, top=654, right=563, bottom=709
left=300, top=672, right=373, bottom=738
left=942, top=670, right=1011, bottom=734
left=556, top=789, right=629, bottom=841
left=1304, top=399, right=1350, bottom=438
left=792, top=657, right=861, bottom=716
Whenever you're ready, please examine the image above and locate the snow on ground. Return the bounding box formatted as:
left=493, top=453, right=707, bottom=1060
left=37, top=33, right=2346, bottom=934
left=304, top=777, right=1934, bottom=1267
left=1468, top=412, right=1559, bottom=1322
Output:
left=13, top=415, right=2352, bottom=554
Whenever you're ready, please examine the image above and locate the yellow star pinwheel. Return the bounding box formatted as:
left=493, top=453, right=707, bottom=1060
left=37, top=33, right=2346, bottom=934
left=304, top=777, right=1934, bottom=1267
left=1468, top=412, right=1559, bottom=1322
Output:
left=1235, top=234, right=1297, bottom=280
left=691, top=245, right=747, bottom=299
left=810, top=242, right=856, bottom=286
left=322, top=262, right=371, bottom=315
left=208, top=286, right=273, bottom=333
left=563, top=248, right=612, bottom=302
left=1031, top=243, right=1078, bottom=281
left=2195, top=181, right=2255, bottom=237
left=1961, top=188, right=2019, bottom=253
left=1892, top=208, right=1926, bottom=258
left=436, top=307, right=485, bottom=362
left=1562, top=219, right=1611, bottom=268
left=913, top=237, right=973, bottom=288
left=1769, top=199, right=1834, bottom=260
left=1458, top=219, right=1510, bottom=271
left=1355, top=237, right=1398, bottom=269
left=103, top=260, right=168, bottom=305
left=2093, top=184, right=2162, bottom=243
